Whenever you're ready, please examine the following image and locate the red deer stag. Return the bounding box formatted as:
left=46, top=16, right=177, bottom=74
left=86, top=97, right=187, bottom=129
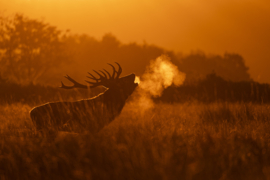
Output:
left=30, top=63, right=138, bottom=134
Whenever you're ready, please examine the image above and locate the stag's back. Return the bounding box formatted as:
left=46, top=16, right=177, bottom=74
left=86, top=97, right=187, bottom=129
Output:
left=31, top=93, right=111, bottom=133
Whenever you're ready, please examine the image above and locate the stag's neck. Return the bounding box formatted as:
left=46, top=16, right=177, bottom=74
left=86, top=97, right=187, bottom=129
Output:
left=103, top=88, right=128, bottom=110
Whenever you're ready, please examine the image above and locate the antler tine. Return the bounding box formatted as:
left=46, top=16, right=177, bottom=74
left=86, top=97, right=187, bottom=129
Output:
left=87, top=72, right=98, bottom=81
left=93, top=70, right=106, bottom=80
left=108, top=63, right=116, bottom=79
left=115, top=62, right=122, bottom=79
left=86, top=67, right=112, bottom=87
left=103, top=69, right=112, bottom=79
left=60, top=75, right=88, bottom=89
left=86, top=71, right=103, bottom=87
left=99, top=70, right=107, bottom=79
left=59, top=81, right=73, bottom=89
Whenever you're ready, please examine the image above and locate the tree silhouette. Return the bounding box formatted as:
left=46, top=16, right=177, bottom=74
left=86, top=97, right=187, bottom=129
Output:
left=178, top=51, right=252, bottom=82
left=0, top=14, right=252, bottom=85
left=0, top=14, right=69, bottom=84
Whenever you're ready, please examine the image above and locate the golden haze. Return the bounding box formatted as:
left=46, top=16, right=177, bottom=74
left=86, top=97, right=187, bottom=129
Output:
left=1, top=0, right=270, bottom=82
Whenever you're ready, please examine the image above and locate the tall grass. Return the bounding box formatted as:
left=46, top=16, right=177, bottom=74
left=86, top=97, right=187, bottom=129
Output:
left=1, top=101, right=270, bottom=179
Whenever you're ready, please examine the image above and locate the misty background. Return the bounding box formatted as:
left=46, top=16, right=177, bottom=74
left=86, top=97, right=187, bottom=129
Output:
left=1, top=0, right=270, bottom=83
left=0, top=14, right=251, bottom=86
left=2, top=14, right=270, bottom=105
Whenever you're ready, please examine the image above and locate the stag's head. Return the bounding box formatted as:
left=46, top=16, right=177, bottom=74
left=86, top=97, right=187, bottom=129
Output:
left=60, top=63, right=138, bottom=99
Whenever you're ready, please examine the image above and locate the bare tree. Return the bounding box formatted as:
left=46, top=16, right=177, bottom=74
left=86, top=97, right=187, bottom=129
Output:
left=30, top=63, right=138, bottom=135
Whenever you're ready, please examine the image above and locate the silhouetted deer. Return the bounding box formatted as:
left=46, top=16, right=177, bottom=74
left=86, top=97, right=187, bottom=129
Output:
left=30, top=63, right=138, bottom=134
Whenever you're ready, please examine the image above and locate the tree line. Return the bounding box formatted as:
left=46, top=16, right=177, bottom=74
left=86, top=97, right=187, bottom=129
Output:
left=0, top=14, right=251, bottom=86
left=1, top=72, right=270, bottom=105
left=158, top=73, right=270, bottom=104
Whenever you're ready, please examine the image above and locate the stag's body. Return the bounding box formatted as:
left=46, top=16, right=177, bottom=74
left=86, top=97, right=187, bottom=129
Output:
left=30, top=63, right=137, bottom=134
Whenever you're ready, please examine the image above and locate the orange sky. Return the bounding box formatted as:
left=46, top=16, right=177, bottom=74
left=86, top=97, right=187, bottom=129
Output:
left=1, top=0, right=270, bottom=83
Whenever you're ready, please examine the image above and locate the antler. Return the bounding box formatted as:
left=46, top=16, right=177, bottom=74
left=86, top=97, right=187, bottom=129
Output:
left=60, top=62, right=122, bottom=89
left=107, top=62, right=122, bottom=79
left=60, top=75, right=88, bottom=89
left=115, top=62, right=122, bottom=79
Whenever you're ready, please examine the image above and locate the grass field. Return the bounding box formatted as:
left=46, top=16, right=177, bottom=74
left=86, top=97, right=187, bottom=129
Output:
left=1, top=100, right=270, bottom=180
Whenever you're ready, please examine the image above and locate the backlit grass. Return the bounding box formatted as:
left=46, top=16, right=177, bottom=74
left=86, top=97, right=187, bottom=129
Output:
left=1, top=101, right=270, bottom=179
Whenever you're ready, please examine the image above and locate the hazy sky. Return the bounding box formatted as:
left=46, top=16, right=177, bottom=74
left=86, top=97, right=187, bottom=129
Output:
left=1, top=0, right=270, bottom=83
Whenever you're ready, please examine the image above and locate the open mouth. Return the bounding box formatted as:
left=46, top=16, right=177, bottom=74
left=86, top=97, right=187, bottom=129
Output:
left=134, top=76, right=140, bottom=85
